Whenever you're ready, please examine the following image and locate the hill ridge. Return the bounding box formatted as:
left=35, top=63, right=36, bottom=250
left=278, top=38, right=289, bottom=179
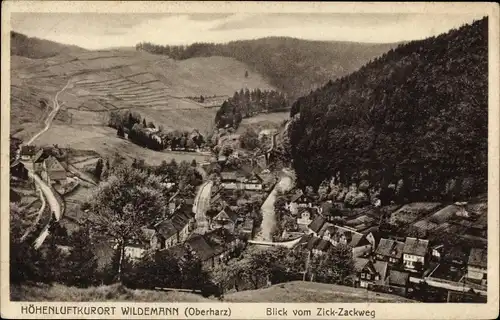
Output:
left=288, top=17, right=488, bottom=202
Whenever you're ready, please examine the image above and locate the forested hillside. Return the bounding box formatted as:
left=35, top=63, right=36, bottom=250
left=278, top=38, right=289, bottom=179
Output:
left=136, top=37, right=397, bottom=100
left=289, top=18, right=488, bottom=202
left=11, top=31, right=86, bottom=59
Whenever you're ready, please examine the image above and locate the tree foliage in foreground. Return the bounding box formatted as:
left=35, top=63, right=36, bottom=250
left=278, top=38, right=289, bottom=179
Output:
left=87, top=165, right=169, bottom=281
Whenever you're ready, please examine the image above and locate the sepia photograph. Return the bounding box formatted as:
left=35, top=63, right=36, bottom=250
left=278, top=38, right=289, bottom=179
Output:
left=2, top=1, right=499, bottom=319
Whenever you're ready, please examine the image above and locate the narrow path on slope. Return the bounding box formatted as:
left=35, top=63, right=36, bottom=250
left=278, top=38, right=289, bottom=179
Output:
left=26, top=79, right=73, bottom=146
left=22, top=79, right=72, bottom=248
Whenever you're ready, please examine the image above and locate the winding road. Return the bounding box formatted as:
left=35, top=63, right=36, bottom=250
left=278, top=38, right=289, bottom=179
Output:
left=26, top=79, right=72, bottom=145
left=21, top=79, right=72, bottom=248
left=192, top=180, right=213, bottom=234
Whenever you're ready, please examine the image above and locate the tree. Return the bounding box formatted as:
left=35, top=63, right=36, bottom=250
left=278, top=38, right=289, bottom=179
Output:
left=179, top=248, right=212, bottom=290
left=142, top=118, right=147, bottom=127
left=310, top=244, right=354, bottom=284
left=200, top=95, right=205, bottom=103
left=222, top=145, right=233, bottom=157
left=10, top=204, right=46, bottom=284
left=147, top=121, right=156, bottom=129
left=94, top=158, right=104, bottom=180
left=128, top=251, right=181, bottom=289
left=240, top=128, right=260, bottom=150
left=61, top=225, right=99, bottom=287
left=191, top=159, right=197, bottom=167
left=87, top=165, right=169, bottom=282
left=245, top=70, right=249, bottom=78
left=117, top=126, right=125, bottom=138
left=186, top=138, right=197, bottom=151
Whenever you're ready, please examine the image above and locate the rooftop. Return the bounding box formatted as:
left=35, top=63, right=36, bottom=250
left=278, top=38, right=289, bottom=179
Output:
left=375, top=238, right=405, bottom=259
left=468, top=248, right=487, bottom=268
left=45, top=156, right=65, bottom=172
left=307, top=215, right=326, bottom=234
left=403, top=237, right=429, bottom=257
left=388, top=270, right=410, bottom=287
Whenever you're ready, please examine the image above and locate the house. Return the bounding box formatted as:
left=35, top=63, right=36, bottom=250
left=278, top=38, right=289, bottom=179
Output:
left=243, top=172, right=264, bottom=190
left=150, top=205, right=196, bottom=250
left=321, top=225, right=372, bottom=257
left=297, top=207, right=315, bottom=226
left=33, top=149, right=50, bottom=174
left=286, top=189, right=315, bottom=215
left=42, top=156, right=67, bottom=184
left=167, top=228, right=241, bottom=269
left=211, top=207, right=239, bottom=232
left=296, top=234, right=322, bottom=251
left=356, top=258, right=388, bottom=289
left=466, top=248, right=487, bottom=285
left=431, top=244, right=445, bottom=261
left=442, top=246, right=468, bottom=271
left=387, top=270, right=410, bottom=296
left=123, top=242, right=148, bottom=260
left=20, top=145, right=37, bottom=161
left=307, top=214, right=326, bottom=236
left=319, top=201, right=334, bottom=216
left=312, top=239, right=332, bottom=256
left=220, top=169, right=263, bottom=191
left=402, top=237, right=429, bottom=272
left=375, top=238, right=405, bottom=265
left=240, top=218, right=255, bottom=238
left=203, top=227, right=241, bottom=263
left=220, top=171, right=239, bottom=190
left=255, top=154, right=267, bottom=169
left=185, top=235, right=217, bottom=269
left=304, top=217, right=371, bottom=257
left=10, top=160, right=28, bottom=180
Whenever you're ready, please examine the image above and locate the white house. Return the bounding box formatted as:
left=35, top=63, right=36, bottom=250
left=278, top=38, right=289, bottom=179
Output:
left=402, top=237, right=429, bottom=272
left=466, top=248, right=487, bottom=285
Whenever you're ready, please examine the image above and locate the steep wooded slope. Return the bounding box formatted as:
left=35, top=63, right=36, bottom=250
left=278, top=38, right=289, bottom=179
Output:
left=11, top=31, right=87, bottom=59
left=289, top=18, right=488, bottom=201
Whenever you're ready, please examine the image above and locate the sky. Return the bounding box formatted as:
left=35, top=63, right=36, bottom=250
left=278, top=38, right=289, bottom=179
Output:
left=11, top=12, right=485, bottom=50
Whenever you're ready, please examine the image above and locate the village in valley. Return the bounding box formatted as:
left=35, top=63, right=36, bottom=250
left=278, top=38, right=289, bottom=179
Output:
left=8, top=12, right=489, bottom=304
left=11, top=119, right=487, bottom=302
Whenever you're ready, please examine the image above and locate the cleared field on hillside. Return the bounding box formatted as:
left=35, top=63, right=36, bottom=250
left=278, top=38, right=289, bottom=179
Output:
left=236, top=112, right=289, bottom=134
left=34, top=125, right=211, bottom=166
left=12, top=49, right=274, bottom=142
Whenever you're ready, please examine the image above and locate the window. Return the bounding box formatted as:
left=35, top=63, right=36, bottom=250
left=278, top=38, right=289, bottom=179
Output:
left=366, top=274, right=371, bottom=280
left=361, top=273, right=365, bottom=279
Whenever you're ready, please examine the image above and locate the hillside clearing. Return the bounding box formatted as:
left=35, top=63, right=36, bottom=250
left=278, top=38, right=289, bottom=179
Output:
left=236, top=112, right=289, bottom=134
left=32, top=125, right=211, bottom=166
left=224, top=281, right=414, bottom=303
left=11, top=48, right=275, bottom=136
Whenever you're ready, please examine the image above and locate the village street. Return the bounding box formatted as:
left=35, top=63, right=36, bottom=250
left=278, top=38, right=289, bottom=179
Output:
left=19, top=79, right=71, bottom=248
left=31, top=172, right=61, bottom=249
left=192, top=180, right=213, bottom=233
left=255, top=169, right=295, bottom=241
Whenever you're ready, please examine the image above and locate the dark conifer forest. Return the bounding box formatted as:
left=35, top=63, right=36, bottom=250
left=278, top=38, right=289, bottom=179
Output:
left=214, top=88, right=288, bottom=129
left=288, top=18, right=488, bottom=201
